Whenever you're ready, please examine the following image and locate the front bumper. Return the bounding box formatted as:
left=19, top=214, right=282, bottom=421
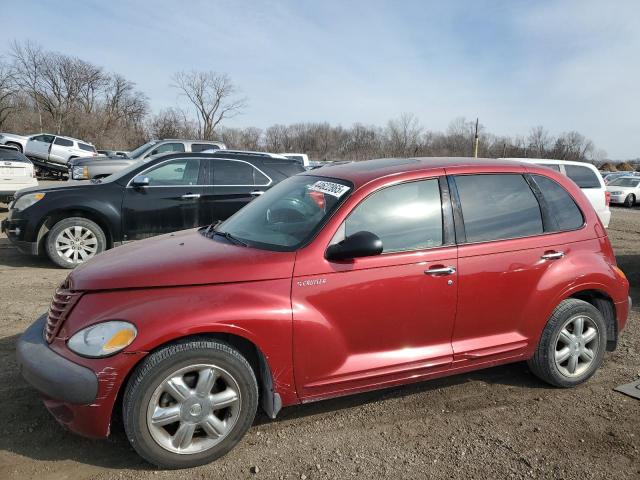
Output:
left=16, top=315, right=98, bottom=404
left=16, top=315, right=147, bottom=439
left=1, top=217, right=38, bottom=254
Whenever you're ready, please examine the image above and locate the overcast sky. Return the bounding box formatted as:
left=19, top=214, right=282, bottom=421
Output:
left=2, top=0, right=638, bottom=158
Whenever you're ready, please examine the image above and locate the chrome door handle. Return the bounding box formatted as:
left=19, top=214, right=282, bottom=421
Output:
left=541, top=251, right=564, bottom=260
left=250, top=190, right=265, bottom=196
left=425, top=266, right=456, bottom=276
left=180, top=193, right=201, bottom=199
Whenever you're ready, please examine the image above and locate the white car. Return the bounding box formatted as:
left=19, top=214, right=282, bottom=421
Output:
left=0, top=132, right=30, bottom=152
left=502, top=158, right=611, bottom=228
left=0, top=146, right=38, bottom=203
left=25, top=133, right=97, bottom=167
left=280, top=152, right=310, bottom=167
left=607, top=176, right=640, bottom=207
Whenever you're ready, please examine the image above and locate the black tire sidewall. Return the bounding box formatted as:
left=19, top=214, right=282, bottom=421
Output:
left=45, top=217, right=106, bottom=268
left=123, top=341, right=258, bottom=469
left=625, top=194, right=635, bottom=208
left=537, top=301, right=607, bottom=387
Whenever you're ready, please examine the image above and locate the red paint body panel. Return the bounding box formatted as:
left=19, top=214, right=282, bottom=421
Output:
left=26, top=158, right=629, bottom=439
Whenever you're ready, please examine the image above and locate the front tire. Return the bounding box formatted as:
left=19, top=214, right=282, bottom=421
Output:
left=122, top=340, right=258, bottom=469
left=624, top=194, right=635, bottom=208
left=45, top=217, right=106, bottom=268
left=528, top=299, right=606, bottom=387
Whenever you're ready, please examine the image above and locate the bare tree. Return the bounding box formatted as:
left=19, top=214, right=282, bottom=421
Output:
left=0, top=58, right=17, bottom=129
left=172, top=71, right=246, bottom=140
left=527, top=126, right=551, bottom=158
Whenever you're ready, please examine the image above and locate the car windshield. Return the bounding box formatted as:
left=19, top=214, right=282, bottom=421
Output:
left=610, top=177, right=640, bottom=187
left=214, top=175, right=352, bottom=251
left=128, top=141, right=158, bottom=159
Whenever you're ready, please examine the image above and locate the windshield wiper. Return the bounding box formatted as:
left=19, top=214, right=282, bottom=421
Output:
left=212, top=229, right=248, bottom=247
left=203, top=220, right=222, bottom=237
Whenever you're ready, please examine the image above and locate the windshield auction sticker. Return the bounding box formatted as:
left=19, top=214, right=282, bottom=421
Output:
left=309, top=181, right=351, bottom=198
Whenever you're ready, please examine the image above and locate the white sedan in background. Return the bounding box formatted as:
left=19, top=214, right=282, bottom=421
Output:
left=607, top=176, right=640, bottom=207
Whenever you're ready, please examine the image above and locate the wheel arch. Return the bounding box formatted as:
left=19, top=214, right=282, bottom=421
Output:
left=36, top=207, right=115, bottom=251
left=567, top=289, right=618, bottom=351
left=115, top=331, right=283, bottom=425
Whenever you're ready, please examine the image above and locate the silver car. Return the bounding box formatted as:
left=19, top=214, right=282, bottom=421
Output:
left=25, top=134, right=97, bottom=166
left=69, top=139, right=226, bottom=180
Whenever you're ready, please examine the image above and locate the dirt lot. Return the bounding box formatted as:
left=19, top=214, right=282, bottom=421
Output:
left=0, top=191, right=638, bottom=480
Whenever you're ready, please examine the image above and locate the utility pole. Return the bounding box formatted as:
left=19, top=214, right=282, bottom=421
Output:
left=473, top=118, right=479, bottom=158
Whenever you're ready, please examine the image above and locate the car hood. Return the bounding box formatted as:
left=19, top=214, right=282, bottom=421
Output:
left=69, top=228, right=296, bottom=291
left=15, top=180, right=93, bottom=197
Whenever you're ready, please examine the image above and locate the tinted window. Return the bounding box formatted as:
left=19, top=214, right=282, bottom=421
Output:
left=537, top=163, right=561, bottom=172
left=33, top=135, right=54, bottom=143
left=565, top=165, right=601, bottom=188
left=78, top=142, right=96, bottom=152
left=191, top=143, right=220, bottom=153
left=0, top=149, right=31, bottom=163
left=262, top=160, right=305, bottom=177
left=150, top=142, right=185, bottom=155
left=533, top=175, right=584, bottom=231
left=54, top=137, right=73, bottom=147
left=455, top=174, right=543, bottom=242
left=214, top=160, right=270, bottom=186
left=143, top=158, right=201, bottom=186
left=337, top=179, right=443, bottom=253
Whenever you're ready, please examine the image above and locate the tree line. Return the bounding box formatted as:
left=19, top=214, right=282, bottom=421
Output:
left=0, top=40, right=609, bottom=163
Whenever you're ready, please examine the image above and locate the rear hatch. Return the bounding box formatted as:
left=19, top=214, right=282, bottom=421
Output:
left=0, top=159, right=32, bottom=184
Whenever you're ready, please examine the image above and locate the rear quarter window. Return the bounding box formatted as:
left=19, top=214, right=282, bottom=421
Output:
left=78, top=143, right=96, bottom=152
left=565, top=165, right=601, bottom=189
left=454, top=174, right=543, bottom=243
left=532, top=175, right=584, bottom=231
left=262, top=161, right=306, bottom=178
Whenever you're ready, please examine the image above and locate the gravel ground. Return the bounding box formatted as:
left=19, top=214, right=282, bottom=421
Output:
left=0, top=190, right=638, bottom=480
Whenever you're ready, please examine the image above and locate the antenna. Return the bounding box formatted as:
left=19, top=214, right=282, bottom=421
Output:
left=473, top=118, right=479, bottom=158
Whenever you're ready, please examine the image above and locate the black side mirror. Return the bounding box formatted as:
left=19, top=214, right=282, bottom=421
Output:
left=131, top=175, right=150, bottom=187
left=325, top=231, right=383, bottom=261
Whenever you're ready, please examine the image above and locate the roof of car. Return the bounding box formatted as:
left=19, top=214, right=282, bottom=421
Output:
left=305, top=157, right=530, bottom=187
left=501, top=157, right=600, bottom=169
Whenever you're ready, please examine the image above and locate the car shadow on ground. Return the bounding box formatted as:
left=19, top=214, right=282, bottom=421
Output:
left=0, top=243, right=54, bottom=268
left=0, top=330, right=550, bottom=470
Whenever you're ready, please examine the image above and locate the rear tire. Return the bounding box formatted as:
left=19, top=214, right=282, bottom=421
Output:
left=624, top=194, right=635, bottom=208
left=528, top=299, right=606, bottom=387
left=122, top=340, right=258, bottom=469
left=45, top=217, right=106, bottom=268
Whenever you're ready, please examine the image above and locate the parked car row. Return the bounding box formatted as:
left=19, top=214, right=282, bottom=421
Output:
left=607, top=175, right=640, bottom=207
left=14, top=157, right=630, bottom=468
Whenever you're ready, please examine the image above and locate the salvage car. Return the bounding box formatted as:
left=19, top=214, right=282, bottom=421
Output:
left=25, top=134, right=97, bottom=174
left=15, top=157, right=630, bottom=468
left=1, top=151, right=304, bottom=267
left=68, top=139, right=227, bottom=180
left=0, top=145, right=38, bottom=203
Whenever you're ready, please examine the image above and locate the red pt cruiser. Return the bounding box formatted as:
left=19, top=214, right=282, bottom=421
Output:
left=17, top=158, right=630, bottom=468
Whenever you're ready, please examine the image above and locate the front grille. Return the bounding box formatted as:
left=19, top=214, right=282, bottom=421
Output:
left=44, top=278, right=82, bottom=343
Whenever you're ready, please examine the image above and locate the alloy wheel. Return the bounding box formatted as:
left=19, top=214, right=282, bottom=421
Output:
left=146, top=364, right=242, bottom=455
left=54, top=225, right=98, bottom=264
left=554, top=315, right=599, bottom=377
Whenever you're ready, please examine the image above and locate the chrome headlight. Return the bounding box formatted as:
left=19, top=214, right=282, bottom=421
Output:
left=72, top=165, right=88, bottom=179
left=12, top=192, right=46, bottom=211
left=67, top=321, right=137, bottom=358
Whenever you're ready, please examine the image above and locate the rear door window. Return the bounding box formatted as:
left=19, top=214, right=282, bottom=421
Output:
left=191, top=143, right=220, bottom=153
left=54, top=137, right=73, bottom=147
left=454, top=174, right=543, bottom=243
left=213, top=160, right=270, bottom=186
left=565, top=165, right=601, bottom=188
left=532, top=175, right=584, bottom=231
left=337, top=179, right=443, bottom=253
left=78, top=143, right=96, bottom=152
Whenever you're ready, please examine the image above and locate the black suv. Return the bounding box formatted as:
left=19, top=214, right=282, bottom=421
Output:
left=1, top=152, right=305, bottom=268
